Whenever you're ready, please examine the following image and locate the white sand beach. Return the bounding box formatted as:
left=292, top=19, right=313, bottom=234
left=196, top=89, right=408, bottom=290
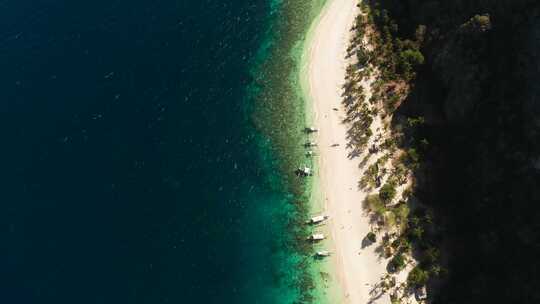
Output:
left=304, top=0, right=391, bottom=303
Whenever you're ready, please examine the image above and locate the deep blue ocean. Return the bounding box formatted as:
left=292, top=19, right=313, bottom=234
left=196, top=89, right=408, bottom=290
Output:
left=0, top=0, right=317, bottom=303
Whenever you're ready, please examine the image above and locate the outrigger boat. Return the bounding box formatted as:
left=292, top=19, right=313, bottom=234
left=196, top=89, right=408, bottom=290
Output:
left=304, top=141, right=317, bottom=147
left=307, top=233, right=326, bottom=241
left=306, top=215, right=329, bottom=225
left=315, top=250, right=331, bottom=257
left=295, top=166, right=312, bottom=177
left=305, top=127, right=319, bottom=133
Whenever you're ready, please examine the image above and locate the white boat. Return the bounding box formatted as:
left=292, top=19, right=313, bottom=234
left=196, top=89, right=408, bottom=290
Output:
left=305, top=142, right=317, bottom=147
left=296, top=166, right=312, bottom=176
left=306, top=215, right=329, bottom=224
left=315, top=250, right=331, bottom=257
left=305, top=127, right=319, bottom=133
left=307, top=233, right=325, bottom=241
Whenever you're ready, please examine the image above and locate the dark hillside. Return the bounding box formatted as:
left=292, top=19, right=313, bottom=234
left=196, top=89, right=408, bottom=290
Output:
left=366, top=0, right=540, bottom=302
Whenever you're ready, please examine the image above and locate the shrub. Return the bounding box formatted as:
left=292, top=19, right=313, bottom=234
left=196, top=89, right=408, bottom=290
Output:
left=381, top=138, right=395, bottom=150
left=365, top=128, right=373, bottom=138
left=384, top=246, right=393, bottom=258
left=384, top=211, right=397, bottom=227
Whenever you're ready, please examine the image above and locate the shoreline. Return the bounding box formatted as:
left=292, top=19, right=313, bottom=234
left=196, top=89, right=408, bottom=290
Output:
left=300, top=1, right=391, bottom=303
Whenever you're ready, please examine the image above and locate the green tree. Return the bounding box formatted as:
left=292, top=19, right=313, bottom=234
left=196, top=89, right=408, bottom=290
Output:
left=392, top=203, right=410, bottom=225
left=400, top=49, right=424, bottom=66
left=424, top=212, right=433, bottom=225
left=365, top=194, right=386, bottom=217
left=367, top=231, right=377, bottom=242
left=390, top=253, right=406, bottom=272
left=411, top=226, right=424, bottom=240
left=357, top=48, right=370, bottom=67
left=409, top=215, right=420, bottom=227
left=407, top=266, right=430, bottom=287
left=407, top=116, right=425, bottom=128
left=415, top=25, right=427, bottom=44
left=396, top=49, right=424, bottom=79
left=471, top=14, right=492, bottom=31
left=424, top=246, right=440, bottom=265
left=431, top=265, right=441, bottom=277
left=407, top=148, right=420, bottom=163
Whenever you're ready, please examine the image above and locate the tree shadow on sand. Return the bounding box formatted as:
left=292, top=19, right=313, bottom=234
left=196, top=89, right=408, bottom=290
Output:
left=367, top=281, right=387, bottom=304
left=361, top=234, right=376, bottom=249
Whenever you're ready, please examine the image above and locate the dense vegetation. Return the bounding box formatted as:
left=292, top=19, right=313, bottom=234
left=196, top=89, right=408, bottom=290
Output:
left=363, top=0, right=540, bottom=303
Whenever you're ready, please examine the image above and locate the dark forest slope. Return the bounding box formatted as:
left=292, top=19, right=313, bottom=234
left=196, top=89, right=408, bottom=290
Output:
left=366, top=0, right=540, bottom=302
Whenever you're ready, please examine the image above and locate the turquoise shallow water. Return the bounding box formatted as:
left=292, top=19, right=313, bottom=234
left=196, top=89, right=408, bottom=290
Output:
left=0, top=0, right=328, bottom=303
left=249, top=0, right=331, bottom=302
